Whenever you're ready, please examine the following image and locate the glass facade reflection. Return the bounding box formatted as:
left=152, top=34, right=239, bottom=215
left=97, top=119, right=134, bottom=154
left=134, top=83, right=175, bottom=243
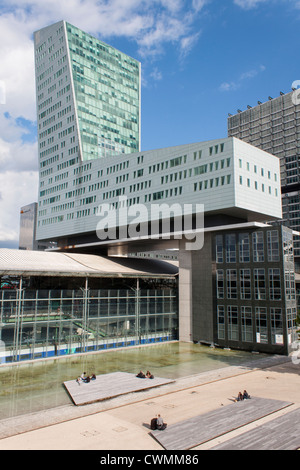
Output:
left=66, top=22, right=140, bottom=160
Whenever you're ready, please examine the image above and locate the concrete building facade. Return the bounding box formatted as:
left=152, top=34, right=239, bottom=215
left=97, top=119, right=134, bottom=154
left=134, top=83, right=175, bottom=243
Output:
left=35, top=137, right=282, bottom=246
left=228, top=91, right=300, bottom=266
left=179, top=224, right=297, bottom=355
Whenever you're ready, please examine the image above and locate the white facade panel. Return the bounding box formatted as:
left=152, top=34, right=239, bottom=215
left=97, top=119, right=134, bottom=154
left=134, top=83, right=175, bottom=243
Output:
left=233, top=138, right=282, bottom=220
left=36, top=137, right=282, bottom=242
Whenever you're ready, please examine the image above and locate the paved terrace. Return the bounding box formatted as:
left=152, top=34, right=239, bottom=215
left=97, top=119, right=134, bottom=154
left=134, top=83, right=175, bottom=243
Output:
left=0, top=355, right=300, bottom=450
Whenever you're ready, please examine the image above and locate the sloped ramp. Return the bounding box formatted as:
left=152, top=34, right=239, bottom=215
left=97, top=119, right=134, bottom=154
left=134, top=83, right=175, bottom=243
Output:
left=64, top=372, right=175, bottom=406
left=151, top=397, right=292, bottom=450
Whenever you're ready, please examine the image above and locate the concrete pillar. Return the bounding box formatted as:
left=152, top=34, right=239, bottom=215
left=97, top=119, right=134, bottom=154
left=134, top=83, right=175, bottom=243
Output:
left=178, top=243, right=193, bottom=342
left=178, top=234, right=215, bottom=345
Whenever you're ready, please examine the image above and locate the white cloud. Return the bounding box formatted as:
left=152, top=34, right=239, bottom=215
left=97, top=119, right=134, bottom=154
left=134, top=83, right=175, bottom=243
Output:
left=0, top=0, right=206, bottom=121
left=219, top=65, right=266, bottom=92
left=180, top=32, right=201, bottom=60
left=150, top=68, right=163, bottom=81
left=234, top=0, right=269, bottom=9
left=0, top=171, right=38, bottom=243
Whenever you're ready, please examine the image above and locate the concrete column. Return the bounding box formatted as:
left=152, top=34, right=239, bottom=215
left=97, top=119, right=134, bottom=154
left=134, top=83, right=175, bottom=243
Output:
left=178, top=243, right=193, bottom=342
left=178, top=233, right=214, bottom=345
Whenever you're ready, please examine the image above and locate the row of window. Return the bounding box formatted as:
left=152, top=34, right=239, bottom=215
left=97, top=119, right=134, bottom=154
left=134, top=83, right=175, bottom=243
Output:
left=217, top=305, right=297, bottom=345
left=216, top=268, right=286, bottom=300
left=238, top=159, right=278, bottom=182
left=239, top=176, right=279, bottom=196
left=216, top=268, right=295, bottom=301
left=194, top=175, right=231, bottom=191
left=216, top=231, right=281, bottom=264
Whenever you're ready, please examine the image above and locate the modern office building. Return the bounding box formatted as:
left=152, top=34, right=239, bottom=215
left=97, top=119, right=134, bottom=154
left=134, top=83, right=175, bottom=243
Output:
left=19, top=203, right=53, bottom=251
left=19, top=203, right=38, bottom=251
left=35, top=137, right=282, bottom=247
left=228, top=91, right=300, bottom=266
left=23, top=21, right=297, bottom=361
left=182, top=223, right=297, bottom=355
left=34, top=19, right=140, bottom=171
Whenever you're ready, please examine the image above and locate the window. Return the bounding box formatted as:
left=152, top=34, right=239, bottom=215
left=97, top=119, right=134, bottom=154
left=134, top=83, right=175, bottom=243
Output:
left=271, top=308, right=283, bottom=345
left=269, top=268, right=281, bottom=300
left=217, top=306, right=225, bottom=340
left=287, top=307, right=297, bottom=336
left=228, top=306, right=239, bottom=341
left=256, top=307, right=268, bottom=344
left=241, top=307, right=253, bottom=342
left=239, top=233, right=250, bottom=262
left=240, top=269, right=251, bottom=300
left=285, top=270, right=296, bottom=301
left=253, top=232, right=264, bottom=262
left=216, top=270, right=224, bottom=299
left=267, top=230, right=280, bottom=262
left=216, top=235, right=223, bottom=263
left=170, top=156, right=183, bottom=168
left=254, top=269, right=266, bottom=300
left=227, top=269, right=237, bottom=299
left=225, top=234, right=236, bottom=263
left=194, top=164, right=207, bottom=176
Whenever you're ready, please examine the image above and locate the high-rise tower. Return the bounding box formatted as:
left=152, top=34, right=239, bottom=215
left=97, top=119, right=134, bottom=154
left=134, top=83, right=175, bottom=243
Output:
left=35, top=20, right=141, bottom=162
left=34, top=20, right=141, bottom=242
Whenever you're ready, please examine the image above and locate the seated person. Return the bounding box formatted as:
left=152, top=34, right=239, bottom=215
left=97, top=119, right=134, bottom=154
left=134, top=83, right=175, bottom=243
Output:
left=90, top=374, right=96, bottom=380
left=156, top=414, right=167, bottom=430
left=146, top=370, right=154, bottom=379
left=136, top=370, right=146, bottom=378
left=243, top=390, right=251, bottom=399
left=236, top=392, right=244, bottom=402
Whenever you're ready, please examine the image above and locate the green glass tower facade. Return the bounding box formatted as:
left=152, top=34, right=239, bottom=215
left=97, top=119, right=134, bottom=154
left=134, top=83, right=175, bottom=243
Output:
left=34, top=20, right=140, bottom=167
left=66, top=22, right=141, bottom=160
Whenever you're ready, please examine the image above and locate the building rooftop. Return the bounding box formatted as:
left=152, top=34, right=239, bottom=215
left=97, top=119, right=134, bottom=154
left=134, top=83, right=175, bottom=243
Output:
left=0, top=249, right=178, bottom=279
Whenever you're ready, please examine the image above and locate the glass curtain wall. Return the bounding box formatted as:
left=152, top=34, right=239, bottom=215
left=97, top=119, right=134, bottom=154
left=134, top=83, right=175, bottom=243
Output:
left=0, top=276, right=178, bottom=363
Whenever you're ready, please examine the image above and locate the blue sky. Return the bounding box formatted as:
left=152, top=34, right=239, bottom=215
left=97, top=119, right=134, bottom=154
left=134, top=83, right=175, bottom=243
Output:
left=0, top=0, right=300, bottom=247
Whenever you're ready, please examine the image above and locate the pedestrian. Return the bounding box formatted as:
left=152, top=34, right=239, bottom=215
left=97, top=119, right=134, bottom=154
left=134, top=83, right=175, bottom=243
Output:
left=156, top=414, right=167, bottom=430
